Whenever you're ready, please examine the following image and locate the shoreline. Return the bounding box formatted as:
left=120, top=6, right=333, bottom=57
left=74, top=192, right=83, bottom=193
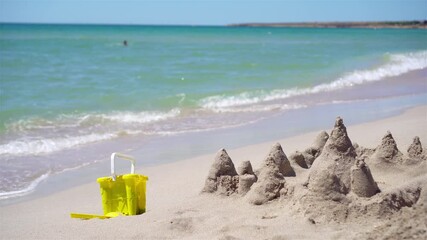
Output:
left=1, top=67, right=426, bottom=205
left=1, top=69, right=426, bottom=205
left=1, top=42, right=426, bottom=200
left=1, top=94, right=425, bottom=207
left=0, top=105, right=426, bottom=239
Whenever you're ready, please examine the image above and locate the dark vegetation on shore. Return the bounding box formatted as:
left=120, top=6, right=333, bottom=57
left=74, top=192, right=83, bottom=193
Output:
left=228, top=21, right=427, bottom=29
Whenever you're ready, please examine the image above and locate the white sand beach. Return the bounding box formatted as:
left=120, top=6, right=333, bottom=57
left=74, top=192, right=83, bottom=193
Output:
left=0, top=105, right=426, bottom=239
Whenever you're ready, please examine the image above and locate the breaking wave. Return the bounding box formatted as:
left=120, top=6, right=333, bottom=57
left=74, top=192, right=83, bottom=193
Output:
left=205, top=103, right=307, bottom=113
left=199, top=51, right=427, bottom=110
left=0, top=133, right=118, bottom=156
left=1, top=108, right=181, bottom=156
left=5, top=108, right=181, bottom=133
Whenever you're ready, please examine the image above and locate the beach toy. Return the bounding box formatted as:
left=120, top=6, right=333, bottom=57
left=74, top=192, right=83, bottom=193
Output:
left=70, top=152, right=148, bottom=219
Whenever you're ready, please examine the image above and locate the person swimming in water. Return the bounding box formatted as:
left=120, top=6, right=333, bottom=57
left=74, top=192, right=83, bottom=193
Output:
left=123, top=40, right=128, bottom=46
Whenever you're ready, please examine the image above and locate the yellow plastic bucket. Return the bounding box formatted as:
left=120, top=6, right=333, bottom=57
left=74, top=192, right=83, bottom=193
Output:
left=97, top=153, right=148, bottom=216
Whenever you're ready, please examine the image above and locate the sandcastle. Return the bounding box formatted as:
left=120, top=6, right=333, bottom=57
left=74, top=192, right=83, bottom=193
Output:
left=202, top=143, right=295, bottom=204
left=368, top=131, right=403, bottom=164
left=363, top=132, right=426, bottom=165
left=290, top=131, right=329, bottom=169
left=237, top=161, right=257, bottom=195
left=246, top=143, right=294, bottom=205
left=407, top=136, right=426, bottom=161
left=350, top=158, right=380, bottom=197
left=202, top=117, right=425, bottom=221
left=202, top=149, right=239, bottom=195
left=306, top=117, right=357, bottom=196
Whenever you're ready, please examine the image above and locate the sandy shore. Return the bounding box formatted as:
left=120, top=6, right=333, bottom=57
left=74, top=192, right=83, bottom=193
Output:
left=1, top=105, right=426, bottom=239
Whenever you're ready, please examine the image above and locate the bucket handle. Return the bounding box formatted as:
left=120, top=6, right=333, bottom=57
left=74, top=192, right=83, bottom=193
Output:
left=111, top=152, right=135, bottom=181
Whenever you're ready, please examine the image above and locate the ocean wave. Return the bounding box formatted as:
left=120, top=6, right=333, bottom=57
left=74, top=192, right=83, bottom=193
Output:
left=0, top=108, right=181, bottom=156
left=0, top=133, right=118, bottom=156
left=78, top=108, right=181, bottom=125
left=149, top=119, right=262, bottom=136
left=199, top=50, right=427, bottom=110
left=207, top=103, right=307, bottom=113
left=5, top=108, right=181, bottom=133
left=0, top=172, right=50, bottom=200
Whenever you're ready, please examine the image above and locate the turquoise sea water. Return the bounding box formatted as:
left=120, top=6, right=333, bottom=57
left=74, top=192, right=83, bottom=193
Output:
left=0, top=24, right=426, bottom=198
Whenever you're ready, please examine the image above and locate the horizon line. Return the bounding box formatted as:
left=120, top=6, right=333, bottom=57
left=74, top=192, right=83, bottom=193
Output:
left=0, top=22, right=222, bottom=27
left=1, top=20, right=426, bottom=27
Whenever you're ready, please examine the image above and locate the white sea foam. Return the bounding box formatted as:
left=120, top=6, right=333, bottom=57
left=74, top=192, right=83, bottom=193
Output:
left=78, top=108, right=181, bottom=125
left=151, top=120, right=261, bottom=136
left=207, top=103, right=307, bottom=113
left=6, top=108, right=181, bottom=133
left=0, top=133, right=117, bottom=156
left=0, top=172, right=50, bottom=200
left=6, top=118, right=78, bottom=132
left=1, top=109, right=181, bottom=156
left=199, top=51, right=427, bottom=110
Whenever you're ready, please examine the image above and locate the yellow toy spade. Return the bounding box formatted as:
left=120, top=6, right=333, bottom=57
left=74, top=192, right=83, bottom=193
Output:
left=70, top=152, right=148, bottom=220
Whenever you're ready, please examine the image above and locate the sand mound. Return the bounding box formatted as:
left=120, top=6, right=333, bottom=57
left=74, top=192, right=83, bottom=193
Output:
left=202, top=149, right=239, bottom=195
left=305, top=130, right=330, bottom=163
left=350, top=158, right=380, bottom=197
left=237, top=161, right=257, bottom=195
left=267, top=143, right=295, bottom=177
left=408, top=136, right=423, bottom=157
left=245, top=143, right=293, bottom=205
left=407, top=136, right=427, bottom=162
left=366, top=133, right=426, bottom=165
left=201, top=144, right=294, bottom=202
left=375, top=183, right=421, bottom=213
left=290, top=131, right=329, bottom=169
left=306, top=117, right=356, bottom=196
left=297, top=175, right=424, bottom=223
left=301, top=131, right=330, bottom=167
left=246, top=155, right=286, bottom=205
left=369, top=131, right=403, bottom=164
left=361, top=178, right=426, bottom=239
left=356, top=202, right=427, bottom=240
left=311, top=130, right=330, bottom=150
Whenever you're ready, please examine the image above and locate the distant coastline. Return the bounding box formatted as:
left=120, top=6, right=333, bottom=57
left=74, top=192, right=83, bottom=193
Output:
left=228, top=21, right=427, bottom=29
left=1, top=21, right=426, bottom=29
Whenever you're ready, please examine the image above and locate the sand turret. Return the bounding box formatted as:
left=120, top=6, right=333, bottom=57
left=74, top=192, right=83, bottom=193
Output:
left=311, top=130, right=330, bottom=153
left=302, top=132, right=328, bottom=167
left=350, top=158, right=380, bottom=197
left=407, top=136, right=425, bottom=159
left=307, top=117, right=356, bottom=195
left=237, top=160, right=254, bottom=175
left=246, top=156, right=286, bottom=205
left=290, top=131, right=329, bottom=168
left=237, top=161, right=257, bottom=195
left=370, top=131, right=403, bottom=164
left=246, top=143, right=291, bottom=205
left=202, top=149, right=239, bottom=195
left=324, top=117, right=355, bottom=154
left=268, top=143, right=295, bottom=177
